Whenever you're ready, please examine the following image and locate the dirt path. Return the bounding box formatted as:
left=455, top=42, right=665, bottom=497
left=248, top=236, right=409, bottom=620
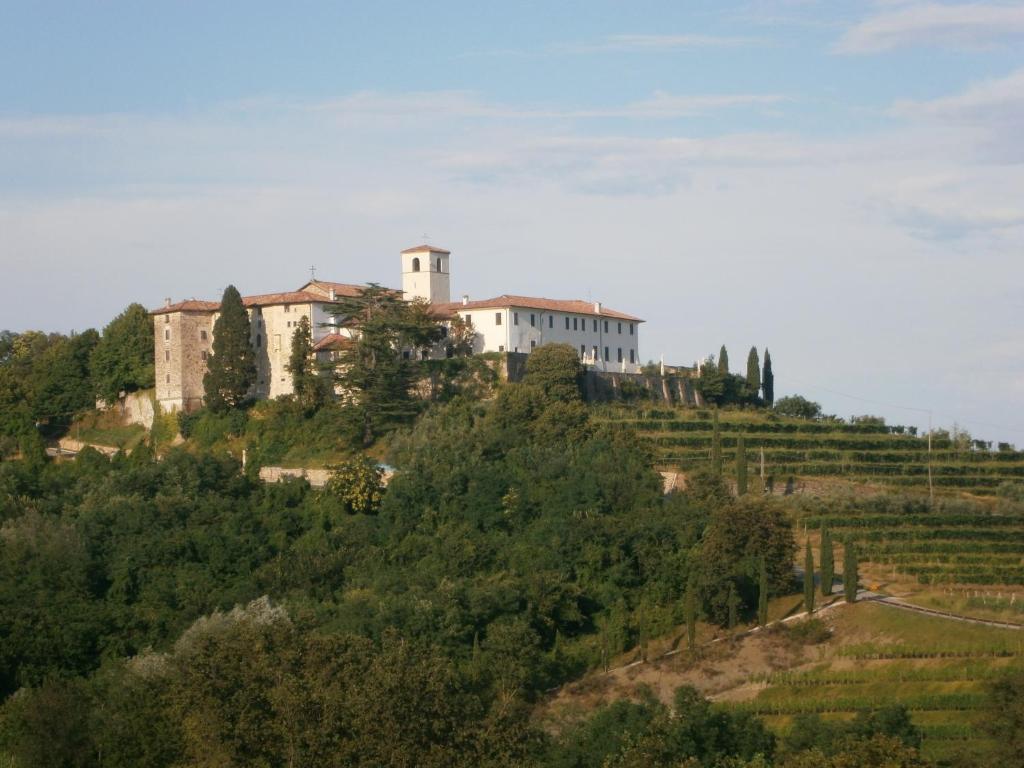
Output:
left=867, top=594, right=1024, bottom=630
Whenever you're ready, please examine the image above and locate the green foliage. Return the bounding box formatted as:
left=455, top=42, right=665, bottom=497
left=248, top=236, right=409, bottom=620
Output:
left=844, top=539, right=859, bottom=603
left=803, top=540, right=815, bottom=614
left=758, top=556, right=768, bottom=628
left=820, top=526, right=834, bottom=598
left=286, top=315, right=327, bottom=409
left=203, top=285, right=256, bottom=412
left=89, top=303, right=155, bottom=403
left=762, top=350, right=774, bottom=407
left=712, top=409, right=723, bottom=478
left=320, top=456, right=385, bottom=515
left=982, top=670, right=1024, bottom=765
left=746, top=347, right=761, bottom=400
left=773, top=395, right=822, bottom=421
left=328, top=284, right=443, bottom=445
left=719, top=345, right=730, bottom=375
left=736, top=433, right=748, bottom=495
left=523, top=343, right=583, bottom=402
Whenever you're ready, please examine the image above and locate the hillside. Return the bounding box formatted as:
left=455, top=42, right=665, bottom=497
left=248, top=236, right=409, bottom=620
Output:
left=596, top=405, right=1024, bottom=498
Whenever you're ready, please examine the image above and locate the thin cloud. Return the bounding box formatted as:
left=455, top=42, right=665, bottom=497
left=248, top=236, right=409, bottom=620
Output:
left=835, top=2, right=1024, bottom=53
left=892, top=67, right=1024, bottom=122
left=555, top=33, right=761, bottom=53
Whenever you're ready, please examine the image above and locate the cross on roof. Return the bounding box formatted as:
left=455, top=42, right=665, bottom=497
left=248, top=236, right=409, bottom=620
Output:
left=309, top=265, right=317, bottom=279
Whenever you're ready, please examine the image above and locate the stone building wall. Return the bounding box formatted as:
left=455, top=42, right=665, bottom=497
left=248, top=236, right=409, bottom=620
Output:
left=154, top=310, right=213, bottom=412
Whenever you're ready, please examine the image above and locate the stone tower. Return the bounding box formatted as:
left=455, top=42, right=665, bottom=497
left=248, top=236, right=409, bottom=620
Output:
left=401, top=244, right=450, bottom=304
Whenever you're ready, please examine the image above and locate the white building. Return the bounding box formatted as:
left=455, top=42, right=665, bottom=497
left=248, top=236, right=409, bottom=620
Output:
left=153, top=244, right=644, bottom=411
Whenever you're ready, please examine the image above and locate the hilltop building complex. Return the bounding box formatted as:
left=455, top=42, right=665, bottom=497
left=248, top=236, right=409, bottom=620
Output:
left=152, top=245, right=644, bottom=412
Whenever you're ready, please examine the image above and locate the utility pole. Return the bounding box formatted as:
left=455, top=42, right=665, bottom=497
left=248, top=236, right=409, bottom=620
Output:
left=760, top=446, right=766, bottom=492
left=927, top=409, right=934, bottom=507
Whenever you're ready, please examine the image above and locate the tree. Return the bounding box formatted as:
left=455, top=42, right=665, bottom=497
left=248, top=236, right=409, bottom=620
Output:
left=719, top=345, right=730, bottom=375
left=746, top=347, right=761, bottom=401
left=685, top=579, right=698, bottom=651
left=320, top=456, right=385, bottom=515
left=774, top=395, right=821, bottom=420
left=844, top=539, right=859, bottom=603
left=286, top=315, right=324, bottom=408
left=711, top=409, right=723, bottom=478
left=90, top=303, right=155, bottom=403
left=983, top=671, right=1024, bottom=765
left=328, top=284, right=443, bottom=444
left=803, top=540, right=815, bottom=614
left=758, top=556, right=768, bottom=627
left=523, top=343, right=583, bottom=402
left=820, top=526, right=834, bottom=598
left=203, top=285, right=256, bottom=412
left=762, top=349, right=774, bottom=407
left=736, top=433, right=748, bottom=495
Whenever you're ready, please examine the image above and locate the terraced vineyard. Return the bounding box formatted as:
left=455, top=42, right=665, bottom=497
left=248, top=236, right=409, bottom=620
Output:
left=721, top=603, right=1024, bottom=764
left=596, top=406, right=1024, bottom=497
left=800, top=496, right=1024, bottom=586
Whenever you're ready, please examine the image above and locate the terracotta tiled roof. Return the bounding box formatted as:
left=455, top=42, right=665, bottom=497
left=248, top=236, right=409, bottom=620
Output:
left=313, top=333, right=354, bottom=352
left=242, top=290, right=323, bottom=307
left=434, top=295, right=643, bottom=322
left=299, top=280, right=366, bottom=300
left=151, top=299, right=220, bottom=315
left=401, top=244, right=450, bottom=254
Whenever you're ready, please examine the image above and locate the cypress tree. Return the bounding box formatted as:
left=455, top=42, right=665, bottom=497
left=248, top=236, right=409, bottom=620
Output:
left=719, top=345, right=730, bottom=375
left=685, top=581, right=697, bottom=651
left=804, top=539, right=815, bottom=614
left=203, top=285, right=256, bottom=412
left=844, top=539, right=859, bottom=603
left=758, top=556, right=769, bottom=627
left=762, top=349, right=774, bottom=406
left=287, top=315, right=323, bottom=408
left=711, top=409, right=723, bottom=477
left=727, top=582, right=738, bottom=633
left=736, top=433, right=748, bottom=495
left=820, top=526, right=834, bottom=598
left=746, top=346, right=761, bottom=400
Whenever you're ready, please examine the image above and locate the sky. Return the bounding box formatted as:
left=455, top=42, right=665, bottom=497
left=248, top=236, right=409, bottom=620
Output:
left=1, top=1, right=1022, bottom=440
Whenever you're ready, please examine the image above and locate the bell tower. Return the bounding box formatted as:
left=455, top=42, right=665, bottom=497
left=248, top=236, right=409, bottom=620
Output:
left=401, top=244, right=451, bottom=304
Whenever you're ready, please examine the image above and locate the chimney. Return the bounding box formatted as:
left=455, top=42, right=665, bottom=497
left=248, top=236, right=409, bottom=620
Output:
left=594, top=301, right=602, bottom=314
left=164, top=297, right=172, bottom=308
left=462, top=295, right=469, bottom=306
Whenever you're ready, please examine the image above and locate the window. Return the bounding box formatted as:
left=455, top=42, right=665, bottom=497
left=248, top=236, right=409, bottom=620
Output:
left=200, top=330, right=207, bottom=341
left=514, top=346, right=519, bottom=353
left=498, top=345, right=505, bottom=352
left=549, top=315, right=553, bottom=328
left=630, top=323, right=634, bottom=336
left=403, top=351, right=410, bottom=360
left=164, top=315, right=169, bottom=324
left=436, top=257, right=442, bottom=272
left=274, top=334, right=281, bottom=352
left=412, top=257, right=420, bottom=272
left=284, top=305, right=291, bottom=313
left=201, top=351, right=208, bottom=361
left=603, top=320, right=609, bottom=333
left=530, top=313, right=536, bottom=327
left=495, top=312, right=502, bottom=326
left=617, top=348, right=623, bottom=362
left=164, top=329, right=170, bottom=341
left=164, top=350, right=170, bottom=361
left=618, top=322, right=622, bottom=334
left=464, top=314, right=471, bottom=324
left=573, top=318, right=578, bottom=331
left=165, top=374, right=170, bottom=383
left=256, top=334, right=262, bottom=348
left=580, top=344, right=586, bottom=357
left=565, top=317, right=570, bottom=330
left=593, top=319, right=597, bottom=332
left=531, top=340, right=536, bottom=350
left=604, top=347, right=609, bottom=361
left=629, top=349, right=635, bottom=364
left=513, top=312, right=519, bottom=326
left=439, top=326, right=448, bottom=339
left=593, top=345, right=598, bottom=359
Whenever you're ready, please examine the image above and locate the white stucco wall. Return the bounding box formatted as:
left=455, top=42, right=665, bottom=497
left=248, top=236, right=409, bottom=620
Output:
left=457, top=305, right=641, bottom=372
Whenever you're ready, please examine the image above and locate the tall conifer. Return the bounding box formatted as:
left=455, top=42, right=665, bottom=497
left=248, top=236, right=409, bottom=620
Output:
left=736, top=433, right=748, bottom=495
left=762, top=349, right=774, bottom=406
left=804, top=540, right=815, bottom=614
left=711, top=409, right=723, bottom=477
left=820, top=526, right=834, bottom=598
left=719, top=345, right=730, bottom=375
left=746, top=346, right=761, bottom=400
left=204, top=285, right=256, bottom=412
left=758, top=556, right=769, bottom=627
left=844, top=540, right=859, bottom=603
